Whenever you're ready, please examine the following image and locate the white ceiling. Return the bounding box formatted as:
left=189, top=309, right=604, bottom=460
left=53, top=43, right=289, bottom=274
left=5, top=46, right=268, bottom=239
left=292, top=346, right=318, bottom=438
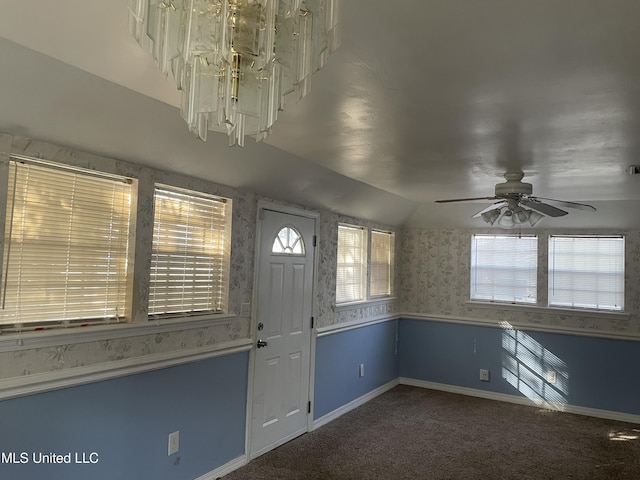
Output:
left=1, top=1, right=640, bottom=228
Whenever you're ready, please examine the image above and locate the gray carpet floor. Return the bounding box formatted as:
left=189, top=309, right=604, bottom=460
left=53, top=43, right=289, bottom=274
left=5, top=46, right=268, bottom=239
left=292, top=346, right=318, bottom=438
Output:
left=223, top=385, right=640, bottom=479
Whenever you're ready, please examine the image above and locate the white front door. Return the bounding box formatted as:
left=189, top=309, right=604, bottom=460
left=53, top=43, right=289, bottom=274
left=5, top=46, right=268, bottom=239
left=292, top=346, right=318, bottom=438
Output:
left=250, top=208, right=316, bottom=458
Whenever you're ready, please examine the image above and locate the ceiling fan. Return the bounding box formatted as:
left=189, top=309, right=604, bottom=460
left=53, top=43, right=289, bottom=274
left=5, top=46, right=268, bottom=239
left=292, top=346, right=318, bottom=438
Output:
left=435, top=172, right=596, bottom=228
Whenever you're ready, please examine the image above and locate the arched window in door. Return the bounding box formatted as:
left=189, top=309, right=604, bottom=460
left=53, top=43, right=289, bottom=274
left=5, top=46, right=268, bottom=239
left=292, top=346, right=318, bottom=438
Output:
left=272, top=225, right=305, bottom=255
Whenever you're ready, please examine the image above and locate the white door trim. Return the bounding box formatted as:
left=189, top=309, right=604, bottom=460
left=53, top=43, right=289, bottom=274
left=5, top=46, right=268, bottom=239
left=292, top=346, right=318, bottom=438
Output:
left=245, top=201, right=319, bottom=460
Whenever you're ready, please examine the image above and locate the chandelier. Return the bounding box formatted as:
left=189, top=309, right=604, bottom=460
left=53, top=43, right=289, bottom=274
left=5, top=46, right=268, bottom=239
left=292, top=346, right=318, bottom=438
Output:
left=128, top=0, right=340, bottom=146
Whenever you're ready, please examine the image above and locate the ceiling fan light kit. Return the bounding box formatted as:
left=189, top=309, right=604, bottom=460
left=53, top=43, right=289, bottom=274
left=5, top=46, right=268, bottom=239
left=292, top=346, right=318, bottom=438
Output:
left=526, top=210, right=545, bottom=227
left=481, top=209, right=501, bottom=225
left=436, top=172, right=596, bottom=229
left=481, top=204, right=544, bottom=228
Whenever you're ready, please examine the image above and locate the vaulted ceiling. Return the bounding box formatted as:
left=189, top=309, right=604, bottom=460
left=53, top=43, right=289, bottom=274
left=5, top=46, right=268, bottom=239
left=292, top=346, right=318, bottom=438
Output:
left=1, top=1, right=639, bottom=228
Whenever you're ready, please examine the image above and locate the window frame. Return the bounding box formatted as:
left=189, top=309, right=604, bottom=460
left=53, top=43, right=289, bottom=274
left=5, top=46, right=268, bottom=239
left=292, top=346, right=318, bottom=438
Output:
left=469, top=232, right=627, bottom=315
left=470, top=234, right=539, bottom=305
left=1, top=156, right=136, bottom=332
left=548, top=235, right=625, bottom=312
left=271, top=225, right=305, bottom=256
left=336, top=223, right=397, bottom=306
left=148, top=184, right=232, bottom=318
left=0, top=157, right=238, bottom=336
left=369, top=229, right=395, bottom=298
left=336, top=223, right=368, bottom=305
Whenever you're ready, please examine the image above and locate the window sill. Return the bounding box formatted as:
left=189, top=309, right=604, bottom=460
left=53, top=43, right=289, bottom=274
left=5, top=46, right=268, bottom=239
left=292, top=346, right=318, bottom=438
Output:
left=0, top=313, right=237, bottom=353
left=465, top=301, right=630, bottom=320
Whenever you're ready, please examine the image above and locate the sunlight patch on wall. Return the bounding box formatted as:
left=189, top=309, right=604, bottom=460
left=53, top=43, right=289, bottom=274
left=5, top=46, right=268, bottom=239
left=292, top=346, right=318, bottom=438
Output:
left=501, top=322, right=569, bottom=410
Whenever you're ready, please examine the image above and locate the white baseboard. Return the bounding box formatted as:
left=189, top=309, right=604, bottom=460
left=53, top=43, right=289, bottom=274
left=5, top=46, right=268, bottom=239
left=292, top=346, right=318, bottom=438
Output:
left=193, top=454, right=247, bottom=480
left=312, top=379, right=399, bottom=430
left=399, top=378, right=640, bottom=425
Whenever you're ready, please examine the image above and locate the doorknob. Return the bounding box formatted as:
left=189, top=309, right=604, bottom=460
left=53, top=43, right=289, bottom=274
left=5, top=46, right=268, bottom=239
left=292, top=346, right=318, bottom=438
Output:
left=257, top=339, right=268, bottom=348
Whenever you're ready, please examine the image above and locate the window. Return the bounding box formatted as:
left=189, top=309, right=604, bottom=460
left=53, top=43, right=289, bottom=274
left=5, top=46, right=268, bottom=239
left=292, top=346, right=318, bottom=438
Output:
left=548, top=235, right=624, bottom=311
left=149, top=185, right=232, bottom=316
left=336, top=224, right=367, bottom=304
left=272, top=226, right=304, bottom=255
left=1, top=158, right=133, bottom=328
left=370, top=230, right=394, bottom=297
left=470, top=234, right=538, bottom=304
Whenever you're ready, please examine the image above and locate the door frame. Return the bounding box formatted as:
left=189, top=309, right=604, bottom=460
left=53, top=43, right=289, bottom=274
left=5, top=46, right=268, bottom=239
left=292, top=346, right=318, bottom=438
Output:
left=245, top=200, right=320, bottom=460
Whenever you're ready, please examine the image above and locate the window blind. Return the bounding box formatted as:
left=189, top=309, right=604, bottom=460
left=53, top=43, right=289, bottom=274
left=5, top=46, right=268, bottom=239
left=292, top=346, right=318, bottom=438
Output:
left=149, top=186, right=231, bottom=316
left=336, top=224, right=367, bottom=304
left=470, top=234, right=538, bottom=304
left=548, top=235, right=624, bottom=311
left=1, top=159, right=132, bottom=326
left=370, top=230, right=394, bottom=297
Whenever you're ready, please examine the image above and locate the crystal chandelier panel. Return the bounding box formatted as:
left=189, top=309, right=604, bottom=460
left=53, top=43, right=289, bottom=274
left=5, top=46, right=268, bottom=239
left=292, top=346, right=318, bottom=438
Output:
left=128, top=0, right=340, bottom=146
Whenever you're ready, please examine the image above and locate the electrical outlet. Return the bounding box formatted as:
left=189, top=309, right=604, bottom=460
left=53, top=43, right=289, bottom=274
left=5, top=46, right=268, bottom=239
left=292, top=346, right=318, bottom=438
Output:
left=240, top=302, right=251, bottom=316
left=168, top=431, right=179, bottom=456
left=479, top=369, right=490, bottom=382
left=359, top=363, right=365, bottom=378
left=547, top=371, right=557, bottom=384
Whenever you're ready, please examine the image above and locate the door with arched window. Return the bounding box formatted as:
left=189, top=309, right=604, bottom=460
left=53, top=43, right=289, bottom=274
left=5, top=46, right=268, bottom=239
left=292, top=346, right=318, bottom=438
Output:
left=250, top=207, right=316, bottom=458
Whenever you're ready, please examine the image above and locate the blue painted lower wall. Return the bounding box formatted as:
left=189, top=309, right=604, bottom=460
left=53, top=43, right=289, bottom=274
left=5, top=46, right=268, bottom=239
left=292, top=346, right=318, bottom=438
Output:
left=399, top=318, right=640, bottom=416
left=313, top=320, right=399, bottom=420
left=0, top=352, right=249, bottom=480
left=3, top=317, right=638, bottom=480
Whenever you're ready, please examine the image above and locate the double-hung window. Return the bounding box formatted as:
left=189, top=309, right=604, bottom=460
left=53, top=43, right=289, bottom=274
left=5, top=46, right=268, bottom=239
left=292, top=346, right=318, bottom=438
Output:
left=370, top=230, right=394, bottom=297
left=336, top=224, right=367, bottom=304
left=548, top=235, right=624, bottom=311
left=149, top=185, right=232, bottom=316
left=1, top=157, right=133, bottom=329
left=470, top=234, right=538, bottom=304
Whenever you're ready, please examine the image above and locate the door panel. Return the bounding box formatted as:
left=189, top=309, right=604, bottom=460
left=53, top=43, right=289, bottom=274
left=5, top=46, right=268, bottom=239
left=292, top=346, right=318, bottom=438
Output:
left=286, top=351, right=303, bottom=417
left=250, top=209, right=315, bottom=458
left=262, top=356, right=281, bottom=427
left=290, top=263, right=306, bottom=333
left=267, top=263, right=284, bottom=338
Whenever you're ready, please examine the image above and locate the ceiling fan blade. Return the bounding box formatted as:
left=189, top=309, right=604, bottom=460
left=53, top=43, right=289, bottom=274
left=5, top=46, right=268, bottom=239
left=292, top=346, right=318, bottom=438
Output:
left=531, top=196, right=597, bottom=212
left=435, top=196, right=498, bottom=203
left=472, top=201, right=508, bottom=218
left=520, top=199, right=568, bottom=217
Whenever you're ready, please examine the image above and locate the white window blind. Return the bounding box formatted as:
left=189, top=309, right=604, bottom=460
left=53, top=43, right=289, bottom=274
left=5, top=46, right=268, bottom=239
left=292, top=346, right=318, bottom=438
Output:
left=336, top=224, right=367, bottom=304
left=470, top=234, right=538, bottom=304
left=149, top=186, right=231, bottom=316
left=548, top=235, right=624, bottom=311
left=1, top=158, right=132, bottom=327
left=370, top=230, right=394, bottom=297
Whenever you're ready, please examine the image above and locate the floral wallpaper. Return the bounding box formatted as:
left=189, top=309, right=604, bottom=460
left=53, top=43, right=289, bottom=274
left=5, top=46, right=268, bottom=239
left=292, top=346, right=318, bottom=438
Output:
left=0, top=317, right=249, bottom=378
left=0, top=134, right=255, bottom=381
left=316, top=211, right=399, bottom=329
left=3, top=131, right=636, bottom=386
left=334, top=301, right=397, bottom=325
left=0, top=133, right=397, bottom=384
left=316, top=211, right=339, bottom=327
left=399, top=228, right=640, bottom=336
